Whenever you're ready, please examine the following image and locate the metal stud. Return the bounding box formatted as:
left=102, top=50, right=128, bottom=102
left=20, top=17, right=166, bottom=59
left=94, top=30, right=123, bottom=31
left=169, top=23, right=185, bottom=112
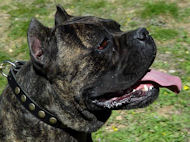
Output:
left=49, top=117, right=57, bottom=124
left=15, top=87, right=20, bottom=95
left=29, top=103, right=35, bottom=111
left=38, top=111, right=45, bottom=118
left=21, top=95, right=26, bottom=102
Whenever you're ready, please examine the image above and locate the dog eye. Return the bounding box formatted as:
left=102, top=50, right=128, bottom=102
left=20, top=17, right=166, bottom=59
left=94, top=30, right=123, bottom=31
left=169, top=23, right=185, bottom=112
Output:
left=97, top=38, right=108, bottom=50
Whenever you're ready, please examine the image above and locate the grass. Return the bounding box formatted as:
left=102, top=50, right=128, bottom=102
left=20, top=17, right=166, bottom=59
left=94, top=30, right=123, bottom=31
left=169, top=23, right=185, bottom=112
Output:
left=141, top=1, right=179, bottom=18
left=150, top=27, right=179, bottom=41
left=0, top=0, right=190, bottom=141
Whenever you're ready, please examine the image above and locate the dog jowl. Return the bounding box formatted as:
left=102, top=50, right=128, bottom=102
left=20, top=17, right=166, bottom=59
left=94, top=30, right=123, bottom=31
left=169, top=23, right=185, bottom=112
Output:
left=0, top=5, right=181, bottom=142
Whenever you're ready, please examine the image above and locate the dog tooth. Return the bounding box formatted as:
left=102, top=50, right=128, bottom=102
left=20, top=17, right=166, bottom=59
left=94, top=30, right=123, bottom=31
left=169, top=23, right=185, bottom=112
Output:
left=92, top=100, right=97, bottom=103
left=133, top=89, right=136, bottom=92
left=144, top=85, right=148, bottom=91
left=111, top=104, right=114, bottom=108
left=149, top=86, right=153, bottom=90
left=112, top=103, right=115, bottom=107
left=114, top=103, right=116, bottom=106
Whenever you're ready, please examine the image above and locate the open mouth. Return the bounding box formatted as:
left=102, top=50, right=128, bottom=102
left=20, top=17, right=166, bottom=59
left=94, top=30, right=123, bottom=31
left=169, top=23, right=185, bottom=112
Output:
left=91, top=69, right=182, bottom=109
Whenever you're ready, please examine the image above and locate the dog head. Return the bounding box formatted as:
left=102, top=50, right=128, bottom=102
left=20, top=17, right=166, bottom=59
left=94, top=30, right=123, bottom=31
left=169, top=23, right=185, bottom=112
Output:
left=27, top=5, right=181, bottom=132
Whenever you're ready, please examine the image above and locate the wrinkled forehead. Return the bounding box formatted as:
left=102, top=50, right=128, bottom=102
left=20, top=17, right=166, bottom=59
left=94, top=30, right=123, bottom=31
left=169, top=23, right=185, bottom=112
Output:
left=55, top=16, right=121, bottom=48
left=64, top=16, right=121, bottom=33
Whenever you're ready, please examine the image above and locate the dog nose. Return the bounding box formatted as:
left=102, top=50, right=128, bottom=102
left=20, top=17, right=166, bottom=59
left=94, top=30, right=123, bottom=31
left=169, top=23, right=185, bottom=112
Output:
left=134, top=28, right=149, bottom=41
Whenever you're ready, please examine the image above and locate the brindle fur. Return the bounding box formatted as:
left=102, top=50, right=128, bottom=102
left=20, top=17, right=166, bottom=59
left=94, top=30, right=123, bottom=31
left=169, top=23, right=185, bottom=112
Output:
left=0, top=5, right=158, bottom=142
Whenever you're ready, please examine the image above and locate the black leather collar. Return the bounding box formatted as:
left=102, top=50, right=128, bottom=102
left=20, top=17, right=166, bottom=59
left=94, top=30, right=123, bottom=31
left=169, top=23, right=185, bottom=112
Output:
left=7, top=61, right=77, bottom=133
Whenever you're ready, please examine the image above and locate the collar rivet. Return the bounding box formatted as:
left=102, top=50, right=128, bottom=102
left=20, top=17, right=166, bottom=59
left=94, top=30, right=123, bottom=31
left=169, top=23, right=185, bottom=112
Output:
left=15, top=87, right=20, bottom=95
left=49, top=117, right=57, bottom=124
left=29, top=103, right=35, bottom=111
left=21, top=95, right=26, bottom=102
left=38, top=111, right=45, bottom=118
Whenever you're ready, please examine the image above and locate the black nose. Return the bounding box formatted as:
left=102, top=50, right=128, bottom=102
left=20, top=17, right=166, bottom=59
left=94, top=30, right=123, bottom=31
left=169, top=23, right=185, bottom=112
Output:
left=134, top=28, right=149, bottom=41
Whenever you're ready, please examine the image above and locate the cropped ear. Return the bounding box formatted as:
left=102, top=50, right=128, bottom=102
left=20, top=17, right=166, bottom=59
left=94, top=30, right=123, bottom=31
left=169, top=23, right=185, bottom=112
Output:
left=27, top=18, right=51, bottom=71
left=55, top=5, right=71, bottom=26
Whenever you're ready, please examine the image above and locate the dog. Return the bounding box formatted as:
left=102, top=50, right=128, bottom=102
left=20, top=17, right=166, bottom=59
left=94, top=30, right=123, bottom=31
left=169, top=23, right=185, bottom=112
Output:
left=0, top=5, right=181, bottom=142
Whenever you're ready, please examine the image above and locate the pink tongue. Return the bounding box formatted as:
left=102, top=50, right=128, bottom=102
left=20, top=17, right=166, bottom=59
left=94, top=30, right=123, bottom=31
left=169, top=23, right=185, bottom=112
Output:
left=141, top=69, right=182, bottom=94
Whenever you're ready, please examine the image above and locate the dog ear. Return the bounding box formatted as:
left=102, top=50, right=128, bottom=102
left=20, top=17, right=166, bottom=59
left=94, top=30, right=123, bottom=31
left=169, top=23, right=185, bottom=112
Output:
left=27, top=18, right=52, bottom=72
left=55, top=5, right=71, bottom=26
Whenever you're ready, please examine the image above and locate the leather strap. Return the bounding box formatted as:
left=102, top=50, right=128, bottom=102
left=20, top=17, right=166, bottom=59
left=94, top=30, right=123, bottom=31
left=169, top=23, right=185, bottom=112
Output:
left=7, top=61, right=76, bottom=134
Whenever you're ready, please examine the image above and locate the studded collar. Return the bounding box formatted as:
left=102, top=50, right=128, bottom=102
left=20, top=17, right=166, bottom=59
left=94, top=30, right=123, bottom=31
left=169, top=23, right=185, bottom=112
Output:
left=7, top=61, right=79, bottom=135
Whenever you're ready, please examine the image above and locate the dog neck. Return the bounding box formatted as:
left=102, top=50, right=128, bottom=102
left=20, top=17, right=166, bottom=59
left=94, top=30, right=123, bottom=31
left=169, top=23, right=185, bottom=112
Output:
left=0, top=61, right=93, bottom=142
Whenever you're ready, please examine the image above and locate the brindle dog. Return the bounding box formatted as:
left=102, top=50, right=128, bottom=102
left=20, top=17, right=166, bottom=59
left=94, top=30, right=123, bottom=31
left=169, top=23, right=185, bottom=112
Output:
left=0, top=5, right=179, bottom=142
